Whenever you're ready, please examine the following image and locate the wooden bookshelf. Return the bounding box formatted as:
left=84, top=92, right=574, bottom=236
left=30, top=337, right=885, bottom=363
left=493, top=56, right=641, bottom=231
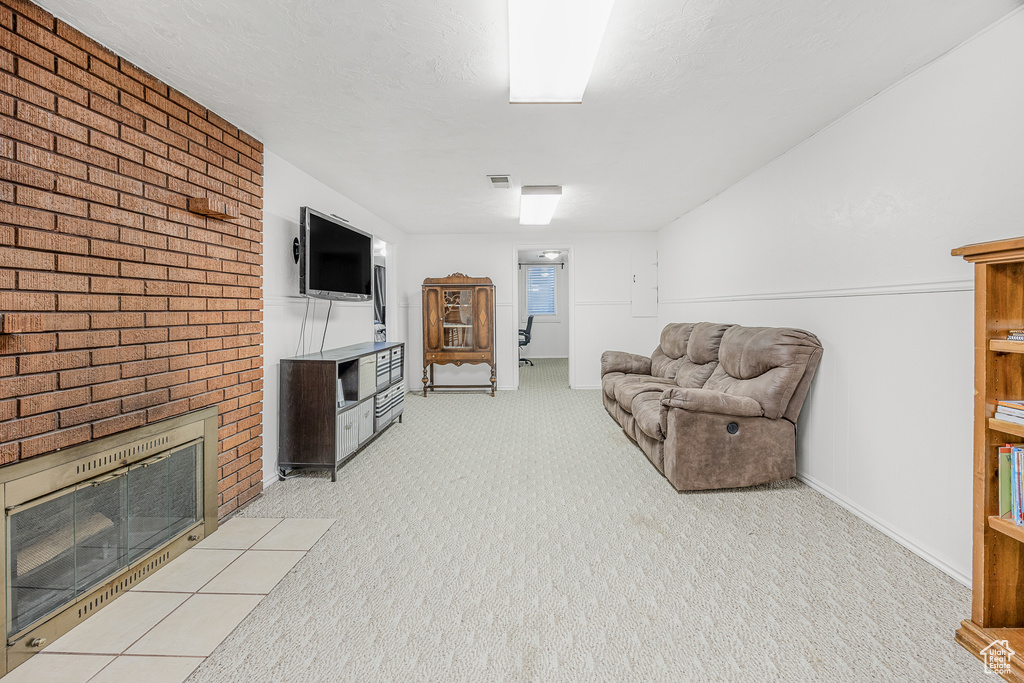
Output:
left=990, top=514, right=1024, bottom=544
left=991, top=340, right=1024, bottom=354
left=953, top=236, right=1024, bottom=681
left=991, top=418, right=1024, bottom=440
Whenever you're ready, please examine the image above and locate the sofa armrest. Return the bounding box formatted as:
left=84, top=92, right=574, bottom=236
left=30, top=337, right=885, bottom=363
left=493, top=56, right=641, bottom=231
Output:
left=601, top=351, right=652, bottom=377
left=660, top=387, right=763, bottom=417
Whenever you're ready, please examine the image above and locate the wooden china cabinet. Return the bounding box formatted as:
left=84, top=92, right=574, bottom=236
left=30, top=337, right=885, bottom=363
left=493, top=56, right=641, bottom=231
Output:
left=422, top=273, right=496, bottom=396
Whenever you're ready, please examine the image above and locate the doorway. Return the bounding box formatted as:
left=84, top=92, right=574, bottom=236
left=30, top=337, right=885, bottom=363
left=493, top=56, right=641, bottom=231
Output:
left=511, top=246, right=574, bottom=390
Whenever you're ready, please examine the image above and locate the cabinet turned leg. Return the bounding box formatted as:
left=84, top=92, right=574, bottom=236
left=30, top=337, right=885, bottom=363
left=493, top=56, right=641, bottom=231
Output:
left=422, top=365, right=429, bottom=397
left=490, top=365, right=496, bottom=397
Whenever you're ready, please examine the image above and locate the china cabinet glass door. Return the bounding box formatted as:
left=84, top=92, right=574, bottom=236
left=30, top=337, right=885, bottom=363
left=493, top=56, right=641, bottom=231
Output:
left=442, top=289, right=473, bottom=350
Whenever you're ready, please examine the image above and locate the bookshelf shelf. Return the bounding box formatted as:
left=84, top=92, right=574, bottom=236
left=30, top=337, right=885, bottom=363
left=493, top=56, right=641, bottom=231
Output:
left=952, top=235, right=1024, bottom=682
left=990, top=514, right=1024, bottom=545
left=991, top=339, right=1024, bottom=354
left=990, top=418, right=1024, bottom=439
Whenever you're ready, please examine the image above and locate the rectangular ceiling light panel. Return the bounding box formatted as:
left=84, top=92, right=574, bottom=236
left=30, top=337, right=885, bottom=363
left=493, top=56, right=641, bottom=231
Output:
left=520, top=186, right=562, bottom=225
left=508, top=0, right=616, bottom=103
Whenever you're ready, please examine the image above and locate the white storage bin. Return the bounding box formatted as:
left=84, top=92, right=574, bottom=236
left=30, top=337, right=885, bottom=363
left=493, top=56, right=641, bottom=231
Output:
left=358, top=399, right=374, bottom=445
left=390, top=347, right=403, bottom=380
left=390, top=384, right=404, bottom=419
left=374, top=391, right=391, bottom=430
left=376, top=351, right=390, bottom=388
left=358, top=356, right=376, bottom=400
left=337, top=408, right=358, bottom=461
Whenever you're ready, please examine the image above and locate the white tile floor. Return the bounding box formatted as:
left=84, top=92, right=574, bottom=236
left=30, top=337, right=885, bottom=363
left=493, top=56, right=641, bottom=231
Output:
left=2, top=517, right=335, bottom=683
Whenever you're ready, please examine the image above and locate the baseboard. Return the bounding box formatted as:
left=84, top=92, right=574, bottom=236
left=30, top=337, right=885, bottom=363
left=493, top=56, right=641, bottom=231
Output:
left=797, top=472, right=971, bottom=588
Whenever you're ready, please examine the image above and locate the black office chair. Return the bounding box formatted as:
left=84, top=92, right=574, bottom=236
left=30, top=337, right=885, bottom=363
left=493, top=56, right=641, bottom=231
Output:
left=519, top=315, right=534, bottom=366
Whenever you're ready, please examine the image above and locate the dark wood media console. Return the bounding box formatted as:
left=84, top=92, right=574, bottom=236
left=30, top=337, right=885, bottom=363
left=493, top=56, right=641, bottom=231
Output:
left=279, top=341, right=405, bottom=481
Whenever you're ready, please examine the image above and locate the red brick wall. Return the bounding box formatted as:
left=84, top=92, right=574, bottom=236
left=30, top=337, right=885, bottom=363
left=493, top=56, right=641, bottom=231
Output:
left=0, top=0, right=264, bottom=517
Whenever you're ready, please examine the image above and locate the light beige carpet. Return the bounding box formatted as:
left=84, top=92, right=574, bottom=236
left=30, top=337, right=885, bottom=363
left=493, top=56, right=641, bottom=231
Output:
left=188, top=359, right=983, bottom=682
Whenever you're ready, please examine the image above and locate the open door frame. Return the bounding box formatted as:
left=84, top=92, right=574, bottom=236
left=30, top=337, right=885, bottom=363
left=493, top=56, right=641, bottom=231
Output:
left=510, top=244, right=575, bottom=390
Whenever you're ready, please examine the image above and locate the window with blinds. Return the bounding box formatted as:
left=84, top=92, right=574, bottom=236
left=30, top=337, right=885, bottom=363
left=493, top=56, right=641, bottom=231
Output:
left=527, top=266, right=556, bottom=316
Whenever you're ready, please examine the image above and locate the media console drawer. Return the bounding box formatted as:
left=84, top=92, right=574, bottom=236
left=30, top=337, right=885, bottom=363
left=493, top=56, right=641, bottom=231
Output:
left=424, top=352, right=489, bottom=362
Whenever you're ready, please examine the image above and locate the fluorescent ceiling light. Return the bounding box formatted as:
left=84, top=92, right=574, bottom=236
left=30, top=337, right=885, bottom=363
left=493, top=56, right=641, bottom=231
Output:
left=520, top=186, right=562, bottom=225
left=508, top=0, right=616, bottom=103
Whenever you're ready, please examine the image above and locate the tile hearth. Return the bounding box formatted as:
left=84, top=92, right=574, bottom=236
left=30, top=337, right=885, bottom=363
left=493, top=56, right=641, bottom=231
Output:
left=2, top=517, right=334, bottom=683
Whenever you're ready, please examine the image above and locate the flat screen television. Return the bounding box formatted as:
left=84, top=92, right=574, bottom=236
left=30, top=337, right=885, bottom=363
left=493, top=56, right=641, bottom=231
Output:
left=298, top=207, right=373, bottom=301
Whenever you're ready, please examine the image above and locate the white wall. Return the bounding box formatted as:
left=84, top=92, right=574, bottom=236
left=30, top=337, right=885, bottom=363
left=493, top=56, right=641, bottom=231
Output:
left=262, top=151, right=407, bottom=488
left=402, top=232, right=660, bottom=392
left=518, top=262, right=570, bottom=358
left=656, top=9, right=1024, bottom=585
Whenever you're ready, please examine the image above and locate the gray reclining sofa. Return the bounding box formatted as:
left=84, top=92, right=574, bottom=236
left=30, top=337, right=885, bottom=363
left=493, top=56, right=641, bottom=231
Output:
left=601, top=322, right=823, bottom=490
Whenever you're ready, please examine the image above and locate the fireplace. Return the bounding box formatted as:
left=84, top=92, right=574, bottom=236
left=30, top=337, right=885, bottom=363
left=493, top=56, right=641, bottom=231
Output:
left=0, top=407, right=218, bottom=676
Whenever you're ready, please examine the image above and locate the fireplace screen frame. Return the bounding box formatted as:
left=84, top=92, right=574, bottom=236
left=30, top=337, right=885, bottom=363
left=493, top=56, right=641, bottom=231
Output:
left=0, top=407, right=218, bottom=676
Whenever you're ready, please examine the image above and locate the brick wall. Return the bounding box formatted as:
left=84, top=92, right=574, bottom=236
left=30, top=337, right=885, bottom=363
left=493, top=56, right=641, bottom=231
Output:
left=0, top=0, right=264, bottom=517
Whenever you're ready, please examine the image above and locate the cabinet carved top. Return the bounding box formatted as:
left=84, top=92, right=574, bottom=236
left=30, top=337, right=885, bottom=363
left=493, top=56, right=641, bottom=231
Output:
left=423, top=273, right=494, bottom=285
left=953, top=236, right=1024, bottom=264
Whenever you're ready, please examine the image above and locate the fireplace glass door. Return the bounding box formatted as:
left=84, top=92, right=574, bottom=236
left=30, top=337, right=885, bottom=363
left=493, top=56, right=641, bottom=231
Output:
left=7, top=440, right=201, bottom=637
left=127, top=443, right=199, bottom=563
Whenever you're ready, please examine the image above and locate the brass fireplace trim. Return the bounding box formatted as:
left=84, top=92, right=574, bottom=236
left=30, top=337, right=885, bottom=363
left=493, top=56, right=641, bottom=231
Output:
left=0, top=407, right=219, bottom=677
left=5, top=532, right=196, bottom=673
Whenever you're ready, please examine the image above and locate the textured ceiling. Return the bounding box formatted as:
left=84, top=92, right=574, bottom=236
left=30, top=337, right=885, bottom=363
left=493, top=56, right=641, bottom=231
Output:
left=35, top=0, right=1021, bottom=234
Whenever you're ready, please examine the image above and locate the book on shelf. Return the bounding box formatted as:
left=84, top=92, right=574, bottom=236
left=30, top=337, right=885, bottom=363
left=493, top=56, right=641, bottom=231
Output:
left=997, top=404, right=1024, bottom=419
left=997, top=399, right=1024, bottom=409
left=1003, top=445, right=1024, bottom=526
left=994, top=408, right=1024, bottom=426
left=1017, top=446, right=1024, bottom=526
left=1001, top=446, right=1013, bottom=517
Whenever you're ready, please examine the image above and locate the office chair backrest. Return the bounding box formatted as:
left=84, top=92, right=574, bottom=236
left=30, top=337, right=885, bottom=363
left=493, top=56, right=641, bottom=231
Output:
left=520, top=315, right=534, bottom=346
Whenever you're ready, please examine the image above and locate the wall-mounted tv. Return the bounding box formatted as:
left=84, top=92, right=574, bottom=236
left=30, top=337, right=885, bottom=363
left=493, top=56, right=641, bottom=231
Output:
left=298, top=207, right=373, bottom=301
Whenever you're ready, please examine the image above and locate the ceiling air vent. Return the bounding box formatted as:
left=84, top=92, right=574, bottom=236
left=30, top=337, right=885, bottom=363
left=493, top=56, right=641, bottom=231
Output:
left=488, top=175, right=511, bottom=189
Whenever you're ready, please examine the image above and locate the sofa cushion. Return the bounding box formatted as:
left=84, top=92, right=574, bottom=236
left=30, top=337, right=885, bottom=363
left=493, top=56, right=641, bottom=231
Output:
left=674, top=358, right=718, bottom=388
left=603, top=392, right=636, bottom=439
left=634, top=419, right=666, bottom=473
left=670, top=322, right=731, bottom=387
left=651, top=348, right=683, bottom=379
left=687, top=322, right=733, bottom=364
left=659, top=323, right=694, bottom=360
left=603, top=372, right=655, bottom=401
left=602, top=371, right=625, bottom=399
left=614, top=376, right=676, bottom=413
left=631, top=391, right=666, bottom=441
left=705, top=326, right=822, bottom=420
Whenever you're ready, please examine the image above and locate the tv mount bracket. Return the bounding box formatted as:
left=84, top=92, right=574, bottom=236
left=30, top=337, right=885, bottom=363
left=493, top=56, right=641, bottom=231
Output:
left=292, top=238, right=300, bottom=264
